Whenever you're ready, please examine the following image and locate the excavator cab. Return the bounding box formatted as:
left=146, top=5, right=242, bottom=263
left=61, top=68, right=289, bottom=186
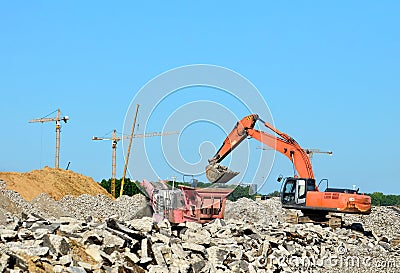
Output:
left=280, top=177, right=316, bottom=206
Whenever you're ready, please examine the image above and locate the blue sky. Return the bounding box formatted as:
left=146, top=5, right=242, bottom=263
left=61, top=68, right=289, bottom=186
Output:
left=0, top=1, right=399, bottom=194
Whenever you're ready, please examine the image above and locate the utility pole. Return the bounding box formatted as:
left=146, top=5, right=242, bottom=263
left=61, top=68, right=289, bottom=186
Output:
left=92, top=128, right=179, bottom=197
left=29, top=109, right=69, bottom=168
left=120, top=104, right=140, bottom=197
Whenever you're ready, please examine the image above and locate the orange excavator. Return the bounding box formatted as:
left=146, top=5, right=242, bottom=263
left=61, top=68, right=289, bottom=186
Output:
left=206, top=114, right=371, bottom=227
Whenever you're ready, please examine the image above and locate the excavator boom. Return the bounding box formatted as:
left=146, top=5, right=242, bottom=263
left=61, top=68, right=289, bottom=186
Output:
left=206, top=114, right=314, bottom=182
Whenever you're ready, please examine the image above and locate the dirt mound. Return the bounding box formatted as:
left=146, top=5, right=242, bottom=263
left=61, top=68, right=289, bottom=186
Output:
left=0, top=167, right=112, bottom=201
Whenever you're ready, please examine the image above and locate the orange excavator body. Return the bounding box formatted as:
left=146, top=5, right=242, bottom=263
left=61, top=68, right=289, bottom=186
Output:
left=206, top=114, right=371, bottom=216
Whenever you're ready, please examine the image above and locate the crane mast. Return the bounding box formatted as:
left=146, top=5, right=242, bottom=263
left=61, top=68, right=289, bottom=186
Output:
left=29, top=109, right=69, bottom=169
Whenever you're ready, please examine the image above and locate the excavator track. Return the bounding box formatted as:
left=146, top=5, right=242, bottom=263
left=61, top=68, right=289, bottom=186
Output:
left=285, top=210, right=342, bottom=228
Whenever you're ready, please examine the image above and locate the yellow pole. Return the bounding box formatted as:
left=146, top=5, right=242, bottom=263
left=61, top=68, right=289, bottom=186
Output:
left=120, top=104, right=140, bottom=197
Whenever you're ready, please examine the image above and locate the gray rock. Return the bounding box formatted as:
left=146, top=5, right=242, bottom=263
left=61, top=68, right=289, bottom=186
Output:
left=58, top=217, right=80, bottom=225
left=124, top=250, right=140, bottom=265
left=30, top=221, right=60, bottom=234
left=82, top=230, right=103, bottom=245
left=6, top=253, right=28, bottom=271
left=158, top=219, right=172, bottom=237
left=180, top=228, right=211, bottom=245
left=206, top=246, right=229, bottom=268
left=228, top=260, right=248, bottom=272
left=243, top=251, right=255, bottom=262
left=171, top=257, right=191, bottom=273
left=67, top=266, right=87, bottom=273
left=43, top=234, right=70, bottom=256
left=7, top=244, right=49, bottom=257
left=182, top=243, right=206, bottom=254
left=140, top=238, right=152, bottom=264
left=59, top=254, right=73, bottom=266
left=25, top=246, right=50, bottom=256
left=168, top=265, right=180, bottom=273
left=60, top=223, right=86, bottom=234
left=4, top=220, right=19, bottom=231
left=103, top=230, right=126, bottom=249
left=0, top=253, right=10, bottom=272
left=205, top=219, right=226, bottom=236
left=85, top=245, right=102, bottom=262
left=126, top=217, right=154, bottom=233
left=100, top=250, right=115, bottom=265
left=191, top=260, right=206, bottom=273
left=53, top=264, right=64, bottom=273
left=0, top=229, right=17, bottom=242
left=17, top=228, right=34, bottom=240
left=148, top=265, right=170, bottom=273
left=104, top=226, right=136, bottom=248
left=379, top=241, right=391, bottom=251
left=152, top=243, right=168, bottom=266
left=32, top=228, right=49, bottom=240
left=186, top=221, right=202, bottom=231
left=107, top=218, right=135, bottom=234
left=152, top=233, right=170, bottom=244
left=171, top=243, right=187, bottom=259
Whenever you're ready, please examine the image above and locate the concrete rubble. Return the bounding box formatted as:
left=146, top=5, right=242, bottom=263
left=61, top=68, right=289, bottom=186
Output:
left=0, top=182, right=399, bottom=272
left=0, top=185, right=148, bottom=222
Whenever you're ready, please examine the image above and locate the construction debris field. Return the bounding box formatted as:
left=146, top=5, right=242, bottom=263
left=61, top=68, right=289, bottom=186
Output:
left=0, top=169, right=399, bottom=273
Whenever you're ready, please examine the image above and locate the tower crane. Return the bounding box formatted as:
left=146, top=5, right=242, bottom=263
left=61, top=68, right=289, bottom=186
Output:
left=92, top=129, right=179, bottom=197
left=29, top=109, right=69, bottom=169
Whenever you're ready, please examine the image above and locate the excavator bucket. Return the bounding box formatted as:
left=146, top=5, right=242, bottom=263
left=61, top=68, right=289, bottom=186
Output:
left=206, top=164, right=239, bottom=183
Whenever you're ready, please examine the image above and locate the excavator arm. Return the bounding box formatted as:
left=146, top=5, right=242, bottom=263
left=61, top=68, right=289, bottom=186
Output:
left=206, top=114, right=314, bottom=183
left=208, top=114, right=257, bottom=165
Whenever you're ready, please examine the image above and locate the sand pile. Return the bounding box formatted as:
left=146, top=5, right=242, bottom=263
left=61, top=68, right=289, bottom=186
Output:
left=0, top=167, right=112, bottom=201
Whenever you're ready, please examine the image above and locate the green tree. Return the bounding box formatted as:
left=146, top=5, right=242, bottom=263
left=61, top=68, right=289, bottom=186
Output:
left=267, top=190, right=280, bottom=197
left=367, top=192, right=400, bottom=206
left=227, top=185, right=256, bottom=201
left=369, top=192, right=384, bottom=206
left=100, top=178, right=142, bottom=198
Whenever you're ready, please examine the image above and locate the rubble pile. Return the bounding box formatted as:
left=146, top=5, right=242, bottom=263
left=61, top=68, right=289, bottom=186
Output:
left=0, top=187, right=148, bottom=222
left=0, top=211, right=399, bottom=273
left=30, top=193, right=69, bottom=219
left=343, top=206, right=400, bottom=239
left=225, top=197, right=284, bottom=226
left=0, top=178, right=399, bottom=272
left=58, top=194, right=148, bottom=221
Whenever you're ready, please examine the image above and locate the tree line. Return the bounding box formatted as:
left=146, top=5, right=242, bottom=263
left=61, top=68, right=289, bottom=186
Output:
left=368, top=192, right=400, bottom=206
left=99, top=178, right=256, bottom=201
left=99, top=179, right=400, bottom=206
